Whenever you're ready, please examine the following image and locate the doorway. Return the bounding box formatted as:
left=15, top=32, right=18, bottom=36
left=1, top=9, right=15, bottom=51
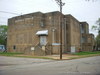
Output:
left=40, top=36, right=47, bottom=46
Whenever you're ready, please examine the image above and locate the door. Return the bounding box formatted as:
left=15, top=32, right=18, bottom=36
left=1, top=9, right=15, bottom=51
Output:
left=40, top=36, right=47, bottom=46
left=71, top=46, right=76, bottom=53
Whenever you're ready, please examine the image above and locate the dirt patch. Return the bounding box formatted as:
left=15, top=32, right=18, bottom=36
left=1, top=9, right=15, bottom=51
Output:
left=14, top=54, right=79, bottom=60
left=45, top=54, right=79, bottom=60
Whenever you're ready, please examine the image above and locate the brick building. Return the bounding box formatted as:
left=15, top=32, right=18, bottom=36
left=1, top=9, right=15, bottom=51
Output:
left=80, top=22, right=95, bottom=51
left=7, top=11, right=94, bottom=55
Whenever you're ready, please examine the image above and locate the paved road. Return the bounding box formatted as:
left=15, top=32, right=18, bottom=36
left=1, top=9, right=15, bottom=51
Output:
left=0, top=56, right=100, bottom=75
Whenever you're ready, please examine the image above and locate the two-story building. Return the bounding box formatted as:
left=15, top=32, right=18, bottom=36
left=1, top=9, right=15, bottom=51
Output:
left=7, top=11, right=95, bottom=55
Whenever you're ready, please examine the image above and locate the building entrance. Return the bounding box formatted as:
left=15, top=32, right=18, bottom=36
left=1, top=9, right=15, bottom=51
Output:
left=40, top=36, right=47, bottom=46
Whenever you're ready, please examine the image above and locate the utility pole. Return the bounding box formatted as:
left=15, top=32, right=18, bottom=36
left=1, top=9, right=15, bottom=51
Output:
left=55, top=0, right=65, bottom=59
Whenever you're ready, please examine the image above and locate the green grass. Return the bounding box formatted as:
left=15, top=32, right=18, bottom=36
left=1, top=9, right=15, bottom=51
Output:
left=0, top=52, right=23, bottom=56
left=15, top=56, right=53, bottom=59
left=68, top=51, right=100, bottom=60
left=0, top=51, right=100, bottom=60
left=0, top=52, right=52, bottom=59
left=74, top=51, right=100, bottom=56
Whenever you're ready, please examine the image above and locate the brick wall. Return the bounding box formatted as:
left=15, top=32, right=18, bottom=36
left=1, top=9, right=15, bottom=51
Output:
left=7, top=11, right=62, bottom=54
left=65, top=15, right=81, bottom=52
left=7, top=11, right=94, bottom=55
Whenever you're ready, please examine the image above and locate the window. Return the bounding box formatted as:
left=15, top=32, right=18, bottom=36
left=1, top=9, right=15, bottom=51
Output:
left=0, top=46, right=3, bottom=49
left=49, top=16, right=53, bottom=25
left=81, top=37, right=86, bottom=43
left=40, top=21, right=44, bottom=27
left=49, top=16, right=51, bottom=20
left=81, top=27, right=85, bottom=33
left=13, top=45, right=16, bottom=50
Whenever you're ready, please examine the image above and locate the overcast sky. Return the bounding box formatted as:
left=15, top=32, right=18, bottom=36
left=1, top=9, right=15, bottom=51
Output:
left=0, top=0, right=100, bottom=36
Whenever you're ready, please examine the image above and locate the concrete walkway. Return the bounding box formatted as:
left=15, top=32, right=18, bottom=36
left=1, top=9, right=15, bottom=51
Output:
left=45, top=54, right=79, bottom=59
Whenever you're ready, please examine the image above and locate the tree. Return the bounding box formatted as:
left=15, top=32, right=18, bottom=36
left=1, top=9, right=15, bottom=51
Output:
left=96, top=34, right=100, bottom=46
left=96, top=18, right=100, bottom=50
left=92, top=18, right=100, bottom=50
left=92, top=18, right=100, bottom=32
left=0, top=25, right=8, bottom=47
left=96, top=18, right=100, bottom=32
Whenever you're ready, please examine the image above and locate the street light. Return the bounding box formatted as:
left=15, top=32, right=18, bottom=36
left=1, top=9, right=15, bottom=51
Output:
left=55, top=0, right=65, bottom=59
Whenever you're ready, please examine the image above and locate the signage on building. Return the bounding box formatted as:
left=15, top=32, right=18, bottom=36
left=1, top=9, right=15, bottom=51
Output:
left=52, top=43, right=60, bottom=45
left=31, top=47, right=35, bottom=51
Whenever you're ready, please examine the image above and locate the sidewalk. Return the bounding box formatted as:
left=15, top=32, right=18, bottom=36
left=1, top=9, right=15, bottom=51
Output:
left=14, top=54, right=79, bottom=60
left=44, top=54, right=79, bottom=60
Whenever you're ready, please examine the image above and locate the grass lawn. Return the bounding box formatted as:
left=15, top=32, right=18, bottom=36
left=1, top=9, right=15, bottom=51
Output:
left=0, top=52, right=23, bottom=56
left=74, top=51, right=100, bottom=56
left=68, top=51, right=100, bottom=59
left=0, top=51, right=100, bottom=60
left=0, top=52, right=53, bottom=59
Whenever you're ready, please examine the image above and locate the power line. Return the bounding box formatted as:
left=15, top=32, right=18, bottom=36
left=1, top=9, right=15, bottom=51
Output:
left=86, top=0, right=97, bottom=2
left=0, top=17, right=9, bottom=18
left=0, top=11, right=21, bottom=15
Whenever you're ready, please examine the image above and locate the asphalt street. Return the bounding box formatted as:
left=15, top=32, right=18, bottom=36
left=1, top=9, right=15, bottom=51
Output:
left=0, top=56, right=100, bottom=75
